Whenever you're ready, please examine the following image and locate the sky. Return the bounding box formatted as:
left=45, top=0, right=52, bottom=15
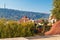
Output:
left=0, top=0, right=53, bottom=13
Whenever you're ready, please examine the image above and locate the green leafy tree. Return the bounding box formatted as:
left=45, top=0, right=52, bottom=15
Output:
left=52, top=0, right=60, bottom=20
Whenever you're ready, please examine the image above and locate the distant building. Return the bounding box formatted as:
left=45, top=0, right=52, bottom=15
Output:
left=34, top=19, right=44, bottom=26
left=19, top=16, right=30, bottom=23
left=49, top=13, right=57, bottom=25
left=34, top=19, right=43, bottom=24
left=19, top=16, right=34, bottom=23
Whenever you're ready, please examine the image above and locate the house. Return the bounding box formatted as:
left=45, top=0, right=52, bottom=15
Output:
left=34, top=19, right=44, bottom=25
left=19, top=16, right=34, bottom=23
left=19, top=16, right=30, bottom=23
left=48, top=14, right=57, bottom=25
left=34, top=19, right=43, bottom=24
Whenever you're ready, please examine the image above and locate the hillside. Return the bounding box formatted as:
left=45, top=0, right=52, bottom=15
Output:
left=0, top=8, right=49, bottom=20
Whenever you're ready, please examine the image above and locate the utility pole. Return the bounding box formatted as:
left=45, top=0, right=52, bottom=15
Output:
left=4, top=3, right=6, bottom=8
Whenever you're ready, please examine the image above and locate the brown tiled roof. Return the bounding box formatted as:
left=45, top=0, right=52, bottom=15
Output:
left=19, top=16, right=30, bottom=23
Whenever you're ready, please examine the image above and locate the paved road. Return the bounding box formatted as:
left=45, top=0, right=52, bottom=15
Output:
left=0, top=37, right=28, bottom=40
left=0, top=35, right=60, bottom=40
left=27, top=35, right=60, bottom=40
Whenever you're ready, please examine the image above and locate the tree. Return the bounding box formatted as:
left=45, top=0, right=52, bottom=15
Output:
left=52, top=0, right=60, bottom=20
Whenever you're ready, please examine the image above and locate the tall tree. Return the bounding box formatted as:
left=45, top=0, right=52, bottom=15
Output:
left=52, top=0, right=60, bottom=20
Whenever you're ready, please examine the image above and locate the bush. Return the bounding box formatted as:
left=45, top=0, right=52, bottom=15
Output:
left=0, top=20, right=35, bottom=38
left=0, top=19, right=52, bottom=38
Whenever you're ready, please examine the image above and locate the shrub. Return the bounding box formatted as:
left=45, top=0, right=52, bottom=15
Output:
left=0, top=20, right=35, bottom=38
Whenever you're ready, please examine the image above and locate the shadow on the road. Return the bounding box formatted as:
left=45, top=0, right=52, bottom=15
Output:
left=25, top=35, right=59, bottom=39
